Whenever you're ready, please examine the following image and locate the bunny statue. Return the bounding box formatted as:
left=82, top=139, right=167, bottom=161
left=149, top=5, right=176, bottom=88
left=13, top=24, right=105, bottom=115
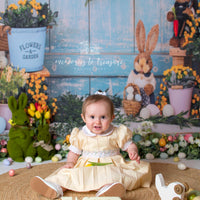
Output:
left=7, top=93, right=36, bottom=162
left=127, top=20, right=159, bottom=107
left=155, top=173, right=189, bottom=200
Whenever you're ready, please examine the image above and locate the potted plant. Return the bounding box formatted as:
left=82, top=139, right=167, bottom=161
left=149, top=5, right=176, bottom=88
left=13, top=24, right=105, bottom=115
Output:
left=182, top=2, right=200, bottom=75
left=0, top=65, right=29, bottom=129
left=156, top=65, right=200, bottom=118
left=0, top=0, right=58, bottom=72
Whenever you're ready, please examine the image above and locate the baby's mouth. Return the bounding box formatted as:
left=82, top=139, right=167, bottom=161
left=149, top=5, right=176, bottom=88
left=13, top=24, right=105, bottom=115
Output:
left=94, top=125, right=101, bottom=130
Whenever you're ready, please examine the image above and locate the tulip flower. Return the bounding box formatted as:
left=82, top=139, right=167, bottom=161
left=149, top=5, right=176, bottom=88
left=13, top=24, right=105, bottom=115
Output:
left=44, top=110, right=51, bottom=119
left=28, top=108, right=35, bottom=117
left=35, top=110, right=41, bottom=119
left=29, top=103, right=36, bottom=111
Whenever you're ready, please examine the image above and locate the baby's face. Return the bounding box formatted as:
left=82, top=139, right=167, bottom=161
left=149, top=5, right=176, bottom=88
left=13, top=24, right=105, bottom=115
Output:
left=81, top=101, right=114, bottom=135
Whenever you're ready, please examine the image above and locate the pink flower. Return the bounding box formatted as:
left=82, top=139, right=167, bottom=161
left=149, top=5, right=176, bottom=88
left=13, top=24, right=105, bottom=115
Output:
left=184, top=134, right=192, bottom=142
left=168, top=135, right=173, bottom=142
left=0, top=140, right=7, bottom=146
left=160, top=147, right=166, bottom=152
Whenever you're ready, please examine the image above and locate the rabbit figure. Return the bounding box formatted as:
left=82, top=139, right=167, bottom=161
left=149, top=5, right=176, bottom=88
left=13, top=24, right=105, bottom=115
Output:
left=127, top=20, right=159, bottom=106
left=34, top=124, right=56, bottom=161
left=7, top=93, right=36, bottom=162
left=155, top=173, right=189, bottom=200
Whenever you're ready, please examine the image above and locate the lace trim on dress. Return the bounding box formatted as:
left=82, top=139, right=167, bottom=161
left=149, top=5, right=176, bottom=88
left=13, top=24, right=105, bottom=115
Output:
left=82, top=149, right=120, bottom=158
left=68, top=145, right=82, bottom=155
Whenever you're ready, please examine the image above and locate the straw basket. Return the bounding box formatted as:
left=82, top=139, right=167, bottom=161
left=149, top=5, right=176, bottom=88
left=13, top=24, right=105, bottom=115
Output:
left=122, top=83, right=142, bottom=116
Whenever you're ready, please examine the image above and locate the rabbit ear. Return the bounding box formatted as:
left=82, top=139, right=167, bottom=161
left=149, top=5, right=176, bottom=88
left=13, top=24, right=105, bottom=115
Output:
left=146, top=24, right=159, bottom=54
left=18, top=93, right=28, bottom=109
left=136, top=20, right=146, bottom=53
left=8, top=96, right=17, bottom=112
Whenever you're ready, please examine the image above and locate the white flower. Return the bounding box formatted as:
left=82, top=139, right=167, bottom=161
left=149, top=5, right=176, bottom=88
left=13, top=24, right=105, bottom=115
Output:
left=188, top=136, right=194, bottom=144
left=152, top=138, right=159, bottom=144
left=144, top=140, right=151, bottom=147
left=179, top=140, right=187, bottom=147
left=179, top=135, right=184, bottom=141
left=167, top=147, right=175, bottom=155
left=195, top=139, right=200, bottom=147
left=174, top=143, right=179, bottom=151
left=62, top=143, right=69, bottom=151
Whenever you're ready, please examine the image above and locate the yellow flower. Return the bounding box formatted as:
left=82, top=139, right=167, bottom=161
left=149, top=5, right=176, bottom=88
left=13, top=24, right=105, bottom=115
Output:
left=44, top=110, right=51, bottom=119
left=29, top=103, right=36, bottom=111
left=35, top=111, right=41, bottom=119
left=42, top=15, right=46, bottom=19
left=28, top=108, right=35, bottom=117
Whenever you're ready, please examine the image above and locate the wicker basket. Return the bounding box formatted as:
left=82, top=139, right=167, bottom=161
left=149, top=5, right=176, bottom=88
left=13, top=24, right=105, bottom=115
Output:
left=0, top=25, right=9, bottom=51
left=122, top=83, right=142, bottom=116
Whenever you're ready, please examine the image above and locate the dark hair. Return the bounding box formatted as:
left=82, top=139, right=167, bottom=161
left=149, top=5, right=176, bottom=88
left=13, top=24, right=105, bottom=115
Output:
left=82, top=94, right=114, bottom=117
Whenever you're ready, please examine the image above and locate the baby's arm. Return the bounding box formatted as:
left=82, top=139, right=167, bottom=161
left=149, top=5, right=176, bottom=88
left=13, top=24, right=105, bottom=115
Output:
left=61, top=151, right=80, bottom=168
left=127, top=143, right=140, bottom=164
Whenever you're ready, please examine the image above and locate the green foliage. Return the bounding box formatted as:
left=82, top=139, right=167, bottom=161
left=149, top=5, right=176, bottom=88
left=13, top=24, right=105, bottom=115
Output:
left=0, top=1, right=58, bottom=28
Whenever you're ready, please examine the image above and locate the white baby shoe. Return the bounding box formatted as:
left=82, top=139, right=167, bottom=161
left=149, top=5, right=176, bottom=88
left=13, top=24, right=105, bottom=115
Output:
left=30, top=176, right=63, bottom=199
left=96, top=182, right=125, bottom=198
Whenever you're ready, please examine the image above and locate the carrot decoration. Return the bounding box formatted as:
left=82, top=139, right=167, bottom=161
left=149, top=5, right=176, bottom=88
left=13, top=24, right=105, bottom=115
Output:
left=174, top=19, right=179, bottom=37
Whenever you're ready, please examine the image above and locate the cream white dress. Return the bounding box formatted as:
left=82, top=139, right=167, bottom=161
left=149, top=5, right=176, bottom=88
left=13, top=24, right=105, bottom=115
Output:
left=45, top=125, right=152, bottom=192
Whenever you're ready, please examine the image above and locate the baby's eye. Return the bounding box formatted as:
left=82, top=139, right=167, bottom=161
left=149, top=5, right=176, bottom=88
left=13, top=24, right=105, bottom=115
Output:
left=90, top=116, right=95, bottom=119
left=101, top=116, right=106, bottom=119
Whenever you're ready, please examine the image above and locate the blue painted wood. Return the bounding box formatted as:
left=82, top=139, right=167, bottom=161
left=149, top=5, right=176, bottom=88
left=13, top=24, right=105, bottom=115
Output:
left=5, top=0, right=177, bottom=98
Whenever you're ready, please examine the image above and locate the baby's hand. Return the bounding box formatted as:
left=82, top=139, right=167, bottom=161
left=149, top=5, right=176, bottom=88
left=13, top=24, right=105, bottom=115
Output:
left=129, top=151, right=140, bottom=164
left=61, top=162, right=75, bottom=169
left=127, top=143, right=140, bottom=164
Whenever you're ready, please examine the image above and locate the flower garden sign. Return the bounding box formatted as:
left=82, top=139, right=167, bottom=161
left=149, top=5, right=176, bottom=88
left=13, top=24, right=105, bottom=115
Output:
left=7, top=27, right=46, bottom=72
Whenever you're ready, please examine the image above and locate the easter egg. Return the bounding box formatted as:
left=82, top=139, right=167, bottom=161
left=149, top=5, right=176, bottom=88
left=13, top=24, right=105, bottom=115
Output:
left=178, top=152, right=186, bottom=159
left=135, top=94, right=142, bottom=102
left=139, top=108, right=151, bottom=119
left=173, top=157, right=179, bottom=162
left=26, top=163, right=32, bottom=169
left=132, top=134, right=143, bottom=142
left=54, top=154, right=62, bottom=161
left=9, top=169, right=15, bottom=176
left=7, top=157, right=13, bottom=163
left=160, top=152, right=168, bottom=159
left=178, top=162, right=187, bottom=170
left=35, top=156, right=42, bottom=163
left=25, top=156, right=33, bottom=163
left=126, top=86, right=134, bottom=93
left=51, top=156, right=59, bottom=162
left=159, top=138, right=166, bottom=147
left=163, top=104, right=174, bottom=117
left=145, top=153, right=154, bottom=160
left=0, top=117, right=6, bottom=134
left=146, top=104, right=160, bottom=116
left=55, top=144, right=61, bottom=151
left=127, top=94, right=134, bottom=100
left=3, top=159, right=11, bottom=166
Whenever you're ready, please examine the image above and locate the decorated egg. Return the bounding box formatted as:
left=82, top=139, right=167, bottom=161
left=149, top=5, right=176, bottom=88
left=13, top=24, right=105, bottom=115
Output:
left=7, top=157, right=13, bottom=163
left=55, top=143, right=61, bottom=151
left=132, top=134, right=143, bottom=142
left=178, top=152, right=186, bottom=159
left=25, top=156, right=33, bottom=163
left=54, top=154, right=62, bottom=161
left=173, top=157, right=179, bottom=162
left=51, top=156, right=59, bottom=162
left=135, top=94, right=142, bottom=102
left=178, top=162, right=187, bottom=170
left=35, top=156, right=42, bottom=163
left=0, top=117, right=6, bottom=134
left=160, top=152, right=168, bottom=159
left=127, top=93, right=134, bottom=100
left=3, top=159, right=11, bottom=166
left=146, top=104, right=160, bottom=116
left=163, top=104, right=174, bottom=117
left=9, top=169, right=15, bottom=176
left=145, top=153, right=154, bottom=160
left=126, top=86, right=134, bottom=93
left=139, top=108, right=151, bottom=119
left=26, top=162, right=32, bottom=169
